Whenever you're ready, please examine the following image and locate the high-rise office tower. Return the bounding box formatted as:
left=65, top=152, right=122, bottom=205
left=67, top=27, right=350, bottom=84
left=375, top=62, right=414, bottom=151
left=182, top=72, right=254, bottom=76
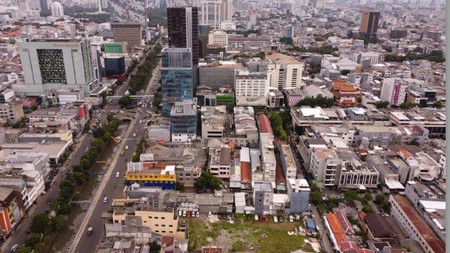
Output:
left=50, top=2, right=64, bottom=17
left=360, top=10, right=380, bottom=34
left=200, top=0, right=233, bottom=29
left=380, top=78, right=407, bottom=106
left=111, top=22, right=143, bottom=53
left=167, top=7, right=199, bottom=66
left=198, top=24, right=210, bottom=58
left=17, top=39, right=97, bottom=96
left=161, top=48, right=194, bottom=116
left=40, top=0, right=48, bottom=11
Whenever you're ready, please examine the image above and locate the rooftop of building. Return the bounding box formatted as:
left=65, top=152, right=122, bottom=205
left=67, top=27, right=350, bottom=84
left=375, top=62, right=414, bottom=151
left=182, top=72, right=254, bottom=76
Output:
left=266, top=52, right=302, bottom=65
left=257, top=114, right=273, bottom=135
left=391, top=195, right=445, bottom=253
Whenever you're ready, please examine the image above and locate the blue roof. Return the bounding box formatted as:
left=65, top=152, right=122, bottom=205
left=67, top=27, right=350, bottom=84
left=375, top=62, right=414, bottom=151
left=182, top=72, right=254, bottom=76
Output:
left=306, top=218, right=316, bottom=231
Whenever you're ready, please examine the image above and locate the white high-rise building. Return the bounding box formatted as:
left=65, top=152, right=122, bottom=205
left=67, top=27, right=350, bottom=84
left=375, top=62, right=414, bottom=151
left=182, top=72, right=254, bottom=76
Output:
left=50, top=1, right=64, bottom=17
left=200, top=0, right=233, bottom=29
left=266, top=53, right=304, bottom=90
left=380, top=78, right=407, bottom=106
left=16, top=39, right=98, bottom=96
left=235, top=69, right=270, bottom=98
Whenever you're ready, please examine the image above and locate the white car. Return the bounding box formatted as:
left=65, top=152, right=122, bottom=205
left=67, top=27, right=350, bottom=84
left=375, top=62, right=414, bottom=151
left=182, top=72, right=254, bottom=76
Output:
left=11, top=244, right=19, bottom=252
left=125, top=145, right=129, bottom=150
left=133, top=133, right=136, bottom=137
left=103, top=196, right=108, bottom=204
left=115, top=172, right=120, bottom=178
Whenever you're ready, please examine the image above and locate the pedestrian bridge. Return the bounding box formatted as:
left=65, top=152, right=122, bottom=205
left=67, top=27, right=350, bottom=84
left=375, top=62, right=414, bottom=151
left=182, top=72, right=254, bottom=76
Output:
left=107, top=95, right=154, bottom=100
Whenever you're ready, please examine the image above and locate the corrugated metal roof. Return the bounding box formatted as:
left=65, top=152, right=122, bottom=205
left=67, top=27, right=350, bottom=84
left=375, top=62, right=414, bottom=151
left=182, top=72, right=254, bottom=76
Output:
left=393, top=195, right=445, bottom=253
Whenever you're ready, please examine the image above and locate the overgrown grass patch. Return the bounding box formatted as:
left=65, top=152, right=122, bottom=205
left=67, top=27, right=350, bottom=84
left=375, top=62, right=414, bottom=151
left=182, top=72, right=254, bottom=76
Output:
left=188, top=215, right=313, bottom=253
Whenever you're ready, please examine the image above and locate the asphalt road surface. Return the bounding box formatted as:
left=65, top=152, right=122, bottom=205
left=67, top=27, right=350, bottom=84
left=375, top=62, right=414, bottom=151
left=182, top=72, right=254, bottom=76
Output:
left=1, top=135, right=94, bottom=252
left=2, top=39, right=161, bottom=253
left=72, top=54, right=160, bottom=253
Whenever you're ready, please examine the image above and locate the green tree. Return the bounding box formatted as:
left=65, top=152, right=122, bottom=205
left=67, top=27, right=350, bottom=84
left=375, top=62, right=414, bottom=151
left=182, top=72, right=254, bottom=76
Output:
left=149, top=241, right=162, bottom=253
left=83, top=121, right=91, bottom=133
left=344, top=190, right=359, bottom=203
left=119, top=95, right=132, bottom=108
left=194, top=171, right=221, bottom=192
left=434, top=100, right=444, bottom=108
left=399, top=102, right=419, bottom=109
left=25, top=233, right=42, bottom=248
left=280, top=37, right=293, bottom=45
left=176, top=182, right=184, bottom=191
left=374, top=101, right=389, bottom=109
left=14, top=246, right=33, bottom=253
left=50, top=215, right=68, bottom=231
left=31, top=213, right=50, bottom=234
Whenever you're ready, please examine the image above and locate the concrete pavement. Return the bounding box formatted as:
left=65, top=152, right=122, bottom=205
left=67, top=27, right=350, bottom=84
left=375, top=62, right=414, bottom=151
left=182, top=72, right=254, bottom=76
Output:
left=311, top=205, right=334, bottom=253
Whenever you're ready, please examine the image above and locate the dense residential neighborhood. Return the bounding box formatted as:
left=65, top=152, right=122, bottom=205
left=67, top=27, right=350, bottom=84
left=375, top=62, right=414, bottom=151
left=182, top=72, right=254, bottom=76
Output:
left=0, top=0, right=446, bottom=252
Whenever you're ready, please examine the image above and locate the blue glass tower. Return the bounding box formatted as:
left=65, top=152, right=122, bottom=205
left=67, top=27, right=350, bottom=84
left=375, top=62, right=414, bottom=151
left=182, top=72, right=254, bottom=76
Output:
left=161, top=48, right=193, bottom=116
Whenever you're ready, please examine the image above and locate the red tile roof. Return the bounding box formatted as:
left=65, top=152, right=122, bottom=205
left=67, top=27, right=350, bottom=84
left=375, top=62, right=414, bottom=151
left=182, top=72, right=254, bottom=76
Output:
left=240, top=162, right=251, bottom=184
left=257, top=114, right=273, bottom=135
left=325, top=213, right=347, bottom=244
left=339, top=241, right=358, bottom=251
left=336, top=209, right=355, bottom=235
left=392, top=195, right=445, bottom=253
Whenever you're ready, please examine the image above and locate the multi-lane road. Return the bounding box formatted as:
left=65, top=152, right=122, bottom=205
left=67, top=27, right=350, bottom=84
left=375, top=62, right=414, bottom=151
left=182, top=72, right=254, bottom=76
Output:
left=1, top=40, right=162, bottom=253
left=71, top=55, right=161, bottom=253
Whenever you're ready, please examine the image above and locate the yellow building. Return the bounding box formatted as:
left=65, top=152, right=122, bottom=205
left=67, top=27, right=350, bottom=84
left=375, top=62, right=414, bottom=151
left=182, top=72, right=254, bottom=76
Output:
left=125, top=164, right=176, bottom=190
left=111, top=199, right=186, bottom=240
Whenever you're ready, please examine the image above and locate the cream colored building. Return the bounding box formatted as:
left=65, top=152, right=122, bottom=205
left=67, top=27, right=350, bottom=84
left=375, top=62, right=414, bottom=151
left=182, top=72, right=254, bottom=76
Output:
left=0, top=101, right=24, bottom=124
left=266, top=53, right=304, bottom=90
left=208, top=30, right=228, bottom=47
left=112, top=199, right=185, bottom=239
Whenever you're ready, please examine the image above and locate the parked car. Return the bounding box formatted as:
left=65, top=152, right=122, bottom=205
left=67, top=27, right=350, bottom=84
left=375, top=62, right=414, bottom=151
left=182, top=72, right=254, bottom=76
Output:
left=195, top=211, right=199, bottom=218
left=187, top=211, right=191, bottom=218
left=183, top=211, right=187, bottom=217
left=274, top=216, right=278, bottom=223
left=103, top=196, right=108, bottom=204
left=278, top=215, right=284, bottom=222
left=254, top=214, right=259, bottom=221
left=289, top=215, right=294, bottom=223
left=265, top=216, right=269, bottom=222
left=115, top=172, right=120, bottom=178
left=11, top=244, right=19, bottom=252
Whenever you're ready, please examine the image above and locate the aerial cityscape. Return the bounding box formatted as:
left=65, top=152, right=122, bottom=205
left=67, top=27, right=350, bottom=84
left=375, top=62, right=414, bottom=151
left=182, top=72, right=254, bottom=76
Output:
left=0, top=0, right=446, bottom=252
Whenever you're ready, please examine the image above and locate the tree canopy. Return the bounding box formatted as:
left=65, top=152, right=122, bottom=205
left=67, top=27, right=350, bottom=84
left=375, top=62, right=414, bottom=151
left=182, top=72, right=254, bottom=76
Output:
left=194, top=171, right=221, bottom=192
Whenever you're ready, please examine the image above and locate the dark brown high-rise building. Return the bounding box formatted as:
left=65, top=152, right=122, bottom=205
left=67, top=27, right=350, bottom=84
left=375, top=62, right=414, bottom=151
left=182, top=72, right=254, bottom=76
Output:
left=167, top=7, right=199, bottom=65
left=359, top=10, right=380, bottom=34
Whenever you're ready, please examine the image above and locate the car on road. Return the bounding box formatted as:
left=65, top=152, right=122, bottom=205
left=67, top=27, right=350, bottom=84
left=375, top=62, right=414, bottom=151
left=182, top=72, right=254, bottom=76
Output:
left=27, top=227, right=32, bottom=234
left=103, top=196, right=108, bottom=204
left=133, top=133, right=136, bottom=137
left=87, top=226, right=93, bottom=236
left=125, top=146, right=129, bottom=150
left=11, top=244, right=19, bottom=252
left=116, top=172, right=120, bottom=178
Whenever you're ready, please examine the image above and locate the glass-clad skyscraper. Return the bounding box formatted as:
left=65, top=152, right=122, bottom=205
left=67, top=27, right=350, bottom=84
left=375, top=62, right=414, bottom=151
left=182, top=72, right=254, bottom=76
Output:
left=161, top=48, right=193, bottom=116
